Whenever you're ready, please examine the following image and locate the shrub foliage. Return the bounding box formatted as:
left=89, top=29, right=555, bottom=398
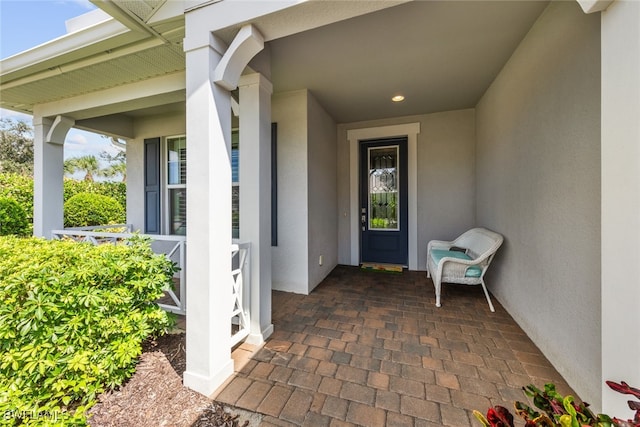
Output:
left=0, top=173, right=127, bottom=232
left=63, top=179, right=126, bottom=209
left=0, top=173, right=34, bottom=229
left=64, top=193, right=125, bottom=228
left=0, top=236, right=175, bottom=425
left=0, top=197, right=29, bottom=236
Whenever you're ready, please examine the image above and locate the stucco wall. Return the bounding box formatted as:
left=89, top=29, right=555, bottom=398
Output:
left=337, top=110, right=476, bottom=269
left=126, top=112, right=185, bottom=232
left=307, top=91, right=338, bottom=291
left=475, top=1, right=601, bottom=405
left=271, top=90, right=310, bottom=293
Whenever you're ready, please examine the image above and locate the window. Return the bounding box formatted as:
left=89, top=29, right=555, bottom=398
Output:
left=166, top=136, right=186, bottom=235
left=145, top=127, right=275, bottom=239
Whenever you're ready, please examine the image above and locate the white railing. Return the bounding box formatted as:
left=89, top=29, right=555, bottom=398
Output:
left=231, top=242, right=251, bottom=347
left=51, top=228, right=187, bottom=315
left=52, top=229, right=253, bottom=348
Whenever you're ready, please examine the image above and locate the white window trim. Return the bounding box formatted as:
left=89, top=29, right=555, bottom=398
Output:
left=163, top=134, right=187, bottom=235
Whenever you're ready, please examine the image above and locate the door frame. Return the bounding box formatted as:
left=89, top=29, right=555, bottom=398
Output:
left=347, top=122, right=420, bottom=270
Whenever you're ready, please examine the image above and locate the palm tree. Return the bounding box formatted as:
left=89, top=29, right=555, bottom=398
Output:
left=100, top=149, right=126, bottom=182
left=64, top=155, right=100, bottom=181
left=100, top=162, right=127, bottom=182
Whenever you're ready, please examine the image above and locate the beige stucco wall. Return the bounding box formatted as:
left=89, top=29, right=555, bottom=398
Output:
left=307, top=92, right=338, bottom=291
left=271, top=89, right=338, bottom=294
left=475, top=0, right=601, bottom=406
left=126, top=112, right=186, bottom=232
left=337, top=110, right=476, bottom=269
left=271, top=90, right=310, bottom=293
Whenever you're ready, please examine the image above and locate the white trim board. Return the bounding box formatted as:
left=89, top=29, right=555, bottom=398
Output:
left=347, top=122, right=420, bottom=270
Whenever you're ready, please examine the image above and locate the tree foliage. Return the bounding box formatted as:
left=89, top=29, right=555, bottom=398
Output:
left=0, top=118, right=34, bottom=175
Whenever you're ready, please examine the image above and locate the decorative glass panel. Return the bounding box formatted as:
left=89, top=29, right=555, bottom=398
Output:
left=167, top=137, right=186, bottom=185
left=368, top=146, right=399, bottom=230
left=169, top=188, right=186, bottom=235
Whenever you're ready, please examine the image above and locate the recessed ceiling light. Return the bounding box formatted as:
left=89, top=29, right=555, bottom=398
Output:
left=392, top=95, right=405, bottom=102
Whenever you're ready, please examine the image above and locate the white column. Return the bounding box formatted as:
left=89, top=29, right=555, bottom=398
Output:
left=239, top=73, right=274, bottom=344
left=601, top=0, right=640, bottom=417
left=183, top=32, right=235, bottom=396
left=32, top=115, right=72, bottom=238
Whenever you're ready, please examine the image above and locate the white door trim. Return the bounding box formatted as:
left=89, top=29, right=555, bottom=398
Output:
left=347, top=122, right=420, bottom=270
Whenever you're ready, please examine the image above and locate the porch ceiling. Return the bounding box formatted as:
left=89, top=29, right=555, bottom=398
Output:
left=267, top=0, right=550, bottom=123
left=0, top=0, right=549, bottom=125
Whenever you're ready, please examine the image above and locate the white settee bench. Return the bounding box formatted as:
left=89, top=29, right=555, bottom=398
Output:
left=426, top=227, right=504, bottom=312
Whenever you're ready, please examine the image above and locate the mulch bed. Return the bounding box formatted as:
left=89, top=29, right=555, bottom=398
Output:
left=88, top=333, right=254, bottom=427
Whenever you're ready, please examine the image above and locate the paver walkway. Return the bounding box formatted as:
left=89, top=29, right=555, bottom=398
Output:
left=216, top=265, right=574, bottom=426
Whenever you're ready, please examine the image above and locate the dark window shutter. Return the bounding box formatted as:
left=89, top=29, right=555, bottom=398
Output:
left=271, top=123, right=278, bottom=246
left=144, top=138, right=161, bottom=234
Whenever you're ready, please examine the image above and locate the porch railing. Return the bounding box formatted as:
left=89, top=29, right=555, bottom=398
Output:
left=51, top=229, right=253, bottom=347
left=51, top=228, right=187, bottom=315
left=231, top=242, right=251, bottom=347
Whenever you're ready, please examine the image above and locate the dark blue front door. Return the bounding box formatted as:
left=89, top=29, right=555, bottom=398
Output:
left=360, top=138, right=408, bottom=265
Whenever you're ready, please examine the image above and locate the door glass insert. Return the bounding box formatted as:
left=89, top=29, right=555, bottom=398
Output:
left=368, top=146, right=399, bottom=230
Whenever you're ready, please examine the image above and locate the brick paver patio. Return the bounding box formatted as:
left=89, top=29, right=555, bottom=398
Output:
left=216, top=265, right=574, bottom=426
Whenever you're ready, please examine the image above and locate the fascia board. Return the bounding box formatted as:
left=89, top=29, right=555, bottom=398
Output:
left=0, top=18, right=136, bottom=81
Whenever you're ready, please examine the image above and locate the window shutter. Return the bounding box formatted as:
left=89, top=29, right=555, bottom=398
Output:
left=144, top=138, right=161, bottom=234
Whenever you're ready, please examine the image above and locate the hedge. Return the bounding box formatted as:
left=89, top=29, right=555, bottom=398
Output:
left=0, top=197, right=29, bottom=236
left=0, top=236, right=175, bottom=425
left=0, top=173, right=34, bottom=229
left=63, top=180, right=126, bottom=210
left=64, top=193, right=125, bottom=228
left=0, top=173, right=127, bottom=231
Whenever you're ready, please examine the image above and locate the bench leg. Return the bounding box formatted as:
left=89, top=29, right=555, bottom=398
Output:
left=480, top=279, right=495, bottom=312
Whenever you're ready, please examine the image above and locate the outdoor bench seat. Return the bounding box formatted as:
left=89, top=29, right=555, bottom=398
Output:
left=426, top=227, right=503, bottom=312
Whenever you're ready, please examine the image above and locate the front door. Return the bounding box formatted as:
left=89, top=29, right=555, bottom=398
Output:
left=360, top=138, right=408, bottom=265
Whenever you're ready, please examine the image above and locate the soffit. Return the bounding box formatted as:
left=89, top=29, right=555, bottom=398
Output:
left=0, top=2, right=185, bottom=116
left=0, top=42, right=185, bottom=114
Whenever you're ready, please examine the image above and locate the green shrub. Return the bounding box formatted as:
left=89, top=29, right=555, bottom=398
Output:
left=0, top=236, right=175, bottom=425
left=64, top=180, right=126, bottom=209
left=0, top=174, right=127, bottom=232
left=0, top=173, right=33, bottom=230
left=64, top=193, right=125, bottom=227
left=0, top=197, right=29, bottom=236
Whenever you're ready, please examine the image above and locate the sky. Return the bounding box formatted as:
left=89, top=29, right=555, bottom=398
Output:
left=0, top=0, right=122, bottom=166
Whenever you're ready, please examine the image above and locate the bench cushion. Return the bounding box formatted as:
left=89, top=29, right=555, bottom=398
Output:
left=430, top=249, right=482, bottom=277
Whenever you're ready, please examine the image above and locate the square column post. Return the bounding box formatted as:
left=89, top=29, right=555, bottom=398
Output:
left=32, top=115, right=64, bottom=238
left=239, top=73, right=274, bottom=344
left=183, top=32, right=235, bottom=396
left=601, top=0, right=640, bottom=417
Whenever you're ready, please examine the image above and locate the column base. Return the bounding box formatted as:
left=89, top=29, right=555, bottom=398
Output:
left=245, top=323, right=274, bottom=345
left=183, top=359, right=235, bottom=397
